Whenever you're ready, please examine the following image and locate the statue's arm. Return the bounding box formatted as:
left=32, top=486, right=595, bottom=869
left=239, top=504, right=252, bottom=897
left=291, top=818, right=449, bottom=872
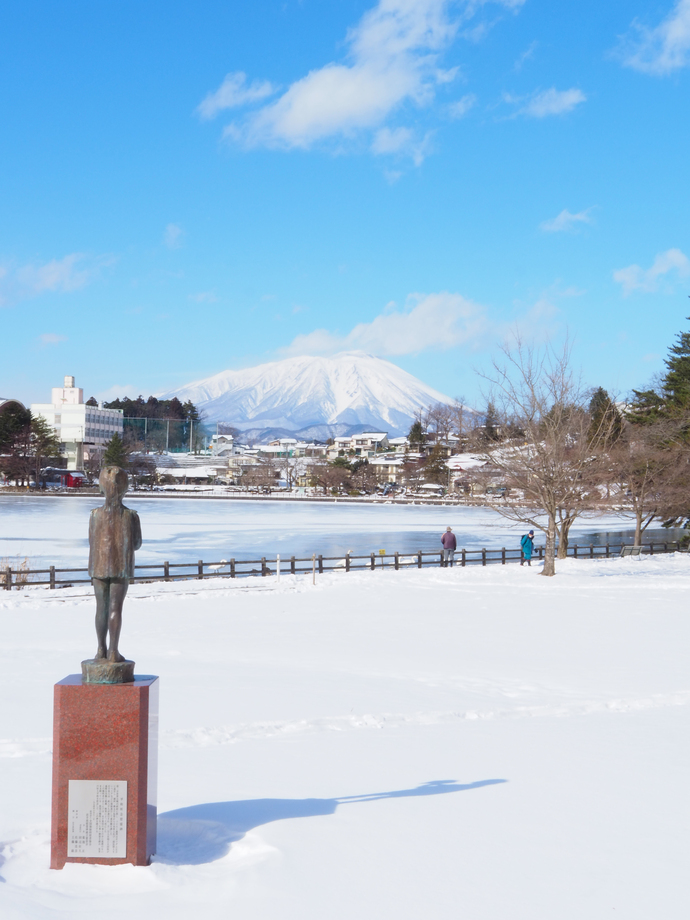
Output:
left=132, top=511, right=142, bottom=551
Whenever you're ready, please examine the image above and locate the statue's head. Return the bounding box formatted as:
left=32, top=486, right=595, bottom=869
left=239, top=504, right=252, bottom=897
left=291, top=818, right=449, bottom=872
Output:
left=99, top=466, right=128, bottom=501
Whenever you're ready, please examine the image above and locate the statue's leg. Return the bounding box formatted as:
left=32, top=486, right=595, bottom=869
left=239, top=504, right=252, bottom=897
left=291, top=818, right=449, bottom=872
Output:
left=93, top=578, right=108, bottom=659
left=107, top=579, right=128, bottom=662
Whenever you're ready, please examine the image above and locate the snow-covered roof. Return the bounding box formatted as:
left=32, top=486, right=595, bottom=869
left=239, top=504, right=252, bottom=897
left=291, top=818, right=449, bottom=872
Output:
left=446, top=454, right=487, bottom=471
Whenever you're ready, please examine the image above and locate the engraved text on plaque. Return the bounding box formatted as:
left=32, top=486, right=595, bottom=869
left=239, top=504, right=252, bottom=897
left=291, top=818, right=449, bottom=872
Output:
left=67, top=780, right=127, bottom=858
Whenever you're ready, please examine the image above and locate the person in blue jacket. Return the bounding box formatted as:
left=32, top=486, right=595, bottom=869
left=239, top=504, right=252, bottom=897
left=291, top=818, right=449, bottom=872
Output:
left=520, top=530, right=534, bottom=566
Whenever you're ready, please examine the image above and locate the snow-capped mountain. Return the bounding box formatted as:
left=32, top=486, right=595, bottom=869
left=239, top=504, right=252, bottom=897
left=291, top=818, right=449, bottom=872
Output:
left=162, top=352, right=454, bottom=437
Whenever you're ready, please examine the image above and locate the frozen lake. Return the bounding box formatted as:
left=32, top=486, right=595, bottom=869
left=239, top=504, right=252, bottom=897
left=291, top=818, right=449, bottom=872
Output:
left=0, top=494, right=678, bottom=570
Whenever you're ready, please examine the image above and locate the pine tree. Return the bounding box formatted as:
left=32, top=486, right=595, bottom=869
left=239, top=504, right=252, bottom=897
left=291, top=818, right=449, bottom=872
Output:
left=662, top=318, right=690, bottom=410
left=588, top=387, right=622, bottom=445
left=102, top=433, right=128, bottom=468
left=408, top=419, right=425, bottom=450
left=30, top=415, right=61, bottom=483
left=422, top=444, right=449, bottom=485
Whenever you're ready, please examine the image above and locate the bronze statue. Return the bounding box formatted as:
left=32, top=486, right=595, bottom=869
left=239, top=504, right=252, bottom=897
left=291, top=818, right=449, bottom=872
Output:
left=84, top=466, right=141, bottom=681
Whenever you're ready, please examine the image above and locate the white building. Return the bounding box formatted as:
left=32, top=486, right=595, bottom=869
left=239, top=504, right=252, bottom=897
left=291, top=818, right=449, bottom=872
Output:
left=211, top=433, right=235, bottom=457
left=327, top=431, right=390, bottom=459
left=31, top=376, right=124, bottom=470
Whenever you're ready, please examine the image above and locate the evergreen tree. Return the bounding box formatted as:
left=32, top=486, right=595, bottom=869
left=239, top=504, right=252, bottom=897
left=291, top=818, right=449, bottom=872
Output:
left=483, top=402, right=500, bottom=442
left=102, top=433, right=128, bottom=468
left=422, top=444, right=449, bottom=485
left=0, top=402, right=31, bottom=453
left=626, top=387, right=665, bottom=425
left=628, top=318, right=690, bottom=424
left=588, top=387, right=622, bottom=445
left=408, top=418, right=425, bottom=450
left=30, top=415, right=61, bottom=483
left=662, top=318, right=690, bottom=409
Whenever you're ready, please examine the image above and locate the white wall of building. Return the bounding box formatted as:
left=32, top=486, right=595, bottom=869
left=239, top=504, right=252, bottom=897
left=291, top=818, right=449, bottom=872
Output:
left=31, top=375, right=124, bottom=470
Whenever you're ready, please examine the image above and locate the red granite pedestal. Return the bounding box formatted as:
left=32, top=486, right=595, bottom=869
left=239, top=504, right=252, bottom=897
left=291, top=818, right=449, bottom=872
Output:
left=50, top=674, right=159, bottom=869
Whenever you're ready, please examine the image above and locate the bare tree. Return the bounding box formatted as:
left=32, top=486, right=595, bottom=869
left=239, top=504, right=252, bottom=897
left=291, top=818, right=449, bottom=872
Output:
left=475, top=337, right=616, bottom=576
left=610, top=417, right=690, bottom=544
left=242, top=459, right=279, bottom=492
left=425, top=403, right=455, bottom=443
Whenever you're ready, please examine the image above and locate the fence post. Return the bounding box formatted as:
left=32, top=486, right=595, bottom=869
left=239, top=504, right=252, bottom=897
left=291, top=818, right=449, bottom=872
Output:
left=318, top=554, right=323, bottom=574
left=395, top=552, right=399, bottom=570
left=417, top=551, right=422, bottom=569
left=290, top=556, right=295, bottom=575
left=261, top=557, right=267, bottom=576
left=482, top=548, right=486, bottom=566
left=230, top=558, right=236, bottom=578
left=346, top=553, right=350, bottom=572
left=198, top=560, right=204, bottom=580
left=5, top=566, right=11, bottom=590
left=164, top=561, right=170, bottom=582
left=440, top=552, right=444, bottom=567
left=650, top=543, right=654, bottom=555
left=370, top=553, right=375, bottom=571
left=664, top=542, right=668, bottom=552
left=501, top=547, right=505, bottom=565
left=606, top=543, right=609, bottom=558
left=573, top=544, right=578, bottom=559
left=50, top=565, right=56, bottom=589
left=590, top=543, right=594, bottom=558
left=539, top=546, right=543, bottom=560
left=461, top=548, right=466, bottom=567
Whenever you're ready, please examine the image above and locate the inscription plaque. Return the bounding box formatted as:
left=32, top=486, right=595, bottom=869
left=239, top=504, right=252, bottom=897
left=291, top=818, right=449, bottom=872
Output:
left=67, top=780, right=127, bottom=858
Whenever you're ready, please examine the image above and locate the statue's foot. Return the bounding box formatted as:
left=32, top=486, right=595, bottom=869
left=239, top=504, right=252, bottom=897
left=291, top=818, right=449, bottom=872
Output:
left=107, top=651, right=125, bottom=663
left=95, top=648, right=107, bottom=660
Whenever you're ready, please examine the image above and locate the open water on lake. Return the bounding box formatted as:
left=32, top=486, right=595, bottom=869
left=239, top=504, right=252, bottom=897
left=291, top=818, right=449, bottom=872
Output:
left=0, top=494, right=683, bottom=571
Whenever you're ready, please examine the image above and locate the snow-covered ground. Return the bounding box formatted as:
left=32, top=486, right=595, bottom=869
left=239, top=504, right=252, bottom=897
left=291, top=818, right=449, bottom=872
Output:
left=1, top=554, right=689, bottom=918
left=0, top=494, right=666, bottom=571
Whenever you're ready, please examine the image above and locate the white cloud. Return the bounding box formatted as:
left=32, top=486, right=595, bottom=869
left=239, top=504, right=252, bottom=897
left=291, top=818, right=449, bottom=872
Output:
left=514, top=40, right=537, bottom=71
left=618, top=0, right=690, bottom=75
left=448, top=93, right=476, bottom=118
left=519, top=87, right=586, bottom=118
left=164, top=223, right=184, bottom=249
left=207, top=0, right=524, bottom=159
left=39, top=333, right=67, bottom=346
left=540, top=208, right=594, bottom=233
left=613, top=248, right=690, bottom=296
left=197, top=72, right=276, bottom=119
left=0, top=253, right=109, bottom=306
left=16, top=254, right=93, bottom=294
left=283, top=292, right=490, bottom=357
left=371, top=126, right=432, bottom=164
left=189, top=290, right=218, bottom=303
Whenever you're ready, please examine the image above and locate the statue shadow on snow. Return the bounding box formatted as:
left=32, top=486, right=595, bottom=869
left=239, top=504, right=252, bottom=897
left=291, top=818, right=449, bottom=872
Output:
left=155, top=778, right=507, bottom=865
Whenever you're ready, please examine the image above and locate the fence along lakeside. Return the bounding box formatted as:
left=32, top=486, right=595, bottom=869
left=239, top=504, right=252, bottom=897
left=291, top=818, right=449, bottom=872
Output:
left=3, top=541, right=686, bottom=590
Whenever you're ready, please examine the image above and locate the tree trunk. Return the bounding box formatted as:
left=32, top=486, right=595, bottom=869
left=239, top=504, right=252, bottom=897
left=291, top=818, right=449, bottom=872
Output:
left=634, top=510, right=643, bottom=547
left=542, top=517, right=557, bottom=576
left=556, top=516, right=574, bottom=559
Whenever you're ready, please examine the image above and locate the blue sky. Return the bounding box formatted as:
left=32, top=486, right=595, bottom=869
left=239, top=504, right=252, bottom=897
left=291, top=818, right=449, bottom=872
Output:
left=1, top=0, right=689, bottom=410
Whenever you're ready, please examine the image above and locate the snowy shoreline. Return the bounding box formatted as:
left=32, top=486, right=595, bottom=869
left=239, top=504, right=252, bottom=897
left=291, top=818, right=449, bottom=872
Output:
left=1, top=555, right=689, bottom=918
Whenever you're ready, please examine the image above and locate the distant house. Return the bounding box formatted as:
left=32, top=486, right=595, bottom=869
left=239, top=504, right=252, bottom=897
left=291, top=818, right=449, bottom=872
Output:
left=327, top=431, right=390, bottom=459
left=41, top=468, right=86, bottom=489
left=211, top=433, right=235, bottom=457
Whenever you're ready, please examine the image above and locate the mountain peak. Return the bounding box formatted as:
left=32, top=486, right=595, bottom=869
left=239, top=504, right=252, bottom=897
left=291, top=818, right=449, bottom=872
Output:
left=162, top=353, right=453, bottom=436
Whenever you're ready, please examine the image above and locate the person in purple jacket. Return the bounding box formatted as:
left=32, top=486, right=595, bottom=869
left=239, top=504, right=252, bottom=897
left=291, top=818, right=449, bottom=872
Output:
left=441, top=526, right=457, bottom=567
